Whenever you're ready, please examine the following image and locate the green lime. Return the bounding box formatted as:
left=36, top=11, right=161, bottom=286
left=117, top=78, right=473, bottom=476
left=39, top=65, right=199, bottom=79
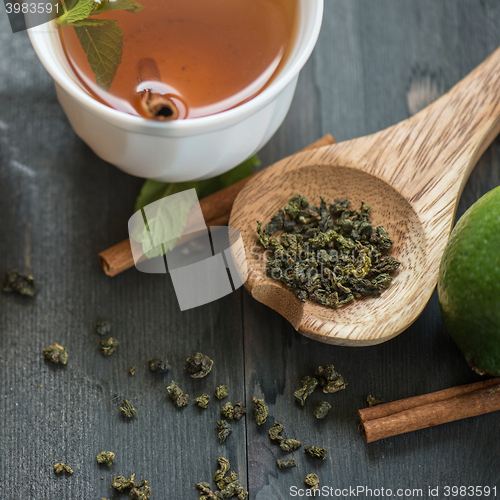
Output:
left=438, top=185, right=500, bottom=376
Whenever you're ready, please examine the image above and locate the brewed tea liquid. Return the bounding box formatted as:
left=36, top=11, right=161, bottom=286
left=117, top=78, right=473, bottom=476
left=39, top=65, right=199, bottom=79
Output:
left=57, top=0, right=298, bottom=119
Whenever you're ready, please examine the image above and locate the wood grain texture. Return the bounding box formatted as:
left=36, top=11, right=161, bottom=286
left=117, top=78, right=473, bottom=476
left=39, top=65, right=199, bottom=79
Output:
left=2, top=1, right=500, bottom=499
left=230, top=45, right=500, bottom=346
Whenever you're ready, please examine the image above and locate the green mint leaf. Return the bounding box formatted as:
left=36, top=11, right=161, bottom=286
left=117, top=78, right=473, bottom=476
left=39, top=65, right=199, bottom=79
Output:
left=57, top=0, right=99, bottom=26
left=72, top=19, right=123, bottom=91
left=134, top=155, right=260, bottom=212
left=93, top=0, right=144, bottom=14
left=132, top=156, right=260, bottom=257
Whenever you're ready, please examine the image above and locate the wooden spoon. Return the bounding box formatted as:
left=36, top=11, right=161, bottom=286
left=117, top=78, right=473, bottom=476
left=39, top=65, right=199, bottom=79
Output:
left=229, top=47, right=500, bottom=346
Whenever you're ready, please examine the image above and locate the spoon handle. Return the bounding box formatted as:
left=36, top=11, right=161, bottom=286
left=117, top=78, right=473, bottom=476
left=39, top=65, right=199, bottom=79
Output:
left=356, top=46, right=500, bottom=219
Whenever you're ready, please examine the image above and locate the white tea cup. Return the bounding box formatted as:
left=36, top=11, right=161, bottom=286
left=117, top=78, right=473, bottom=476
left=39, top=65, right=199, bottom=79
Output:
left=28, top=0, right=323, bottom=182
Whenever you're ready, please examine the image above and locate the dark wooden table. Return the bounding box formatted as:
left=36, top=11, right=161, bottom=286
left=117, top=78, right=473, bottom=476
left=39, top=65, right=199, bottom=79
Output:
left=2, top=2, right=500, bottom=499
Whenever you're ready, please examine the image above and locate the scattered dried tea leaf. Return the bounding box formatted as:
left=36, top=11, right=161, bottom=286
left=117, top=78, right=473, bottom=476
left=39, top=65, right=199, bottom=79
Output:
left=313, top=401, right=331, bottom=419
left=211, top=457, right=247, bottom=499
left=214, top=385, right=228, bottom=400
left=2, top=269, right=39, bottom=296
left=54, top=462, right=73, bottom=474
left=148, top=357, right=171, bottom=373
left=277, top=458, right=297, bottom=468
left=111, top=474, right=136, bottom=492
left=279, top=439, right=301, bottom=452
left=196, top=482, right=222, bottom=499
left=184, top=352, right=214, bottom=378
left=195, top=393, right=210, bottom=408
left=252, top=397, right=268, bottom=425
left=367, top=395, right=384, bottom=407
left=257, top=195, right=400, bottom=309
left=214, top=457, right=231, bottom=486
left=95, top=318, right=112, bottom=335
left=167, top=381, right=189, bottom=407
left=97, top=451, right=115, bottom=466
left=119, top=399, right=137, bottom=418
left=100, top=337, right=118, bottom=355
left=130, top=483, right=151, bottom=500
left=294, top=376, right=318, bottom=406
left=305, top=473, right=319, bottom=490
left=129, top=366, right=135, bottom=376
left=220, top=402, right=235, bottom=419
left=233, top=401, right=246, bottom=421
left=304, top=445, right=328, bottom=460
left=316, top=365, right=347, bottom=393
left=269, top=422, right=284, bottom=441
left=43, top=343, right=68, bottom=365
left=217, top=420, right=232, bottom=444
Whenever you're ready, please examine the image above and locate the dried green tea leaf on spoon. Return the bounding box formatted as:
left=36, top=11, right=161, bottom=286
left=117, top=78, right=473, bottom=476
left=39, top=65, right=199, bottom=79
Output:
left=257, top=195, right=400, bottom=309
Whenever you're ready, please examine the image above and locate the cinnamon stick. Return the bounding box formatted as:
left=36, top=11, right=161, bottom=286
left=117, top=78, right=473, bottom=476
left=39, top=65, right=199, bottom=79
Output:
left=98, top=134, right=336, bottom=277
left=137, top=58, right=179, bottom=120
left=358, top=377, right=500, bottom=443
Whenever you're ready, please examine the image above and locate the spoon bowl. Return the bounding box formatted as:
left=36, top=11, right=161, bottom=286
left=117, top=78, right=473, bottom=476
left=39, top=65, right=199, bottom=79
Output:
left=229, top=47, right=500, bottom=345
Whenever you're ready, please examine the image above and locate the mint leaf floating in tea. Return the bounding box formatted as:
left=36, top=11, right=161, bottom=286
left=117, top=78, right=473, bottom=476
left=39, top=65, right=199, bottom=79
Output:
left=2, top=269, right=39, bottom=297
left=252, top=397, right=268, bottom=425
left=304, top=445, right=328, bottom=460
left=100, top=337, right=118, bottom=355
left=313, top=401, right=331, bottom=419
left=119, top=399, right=137, bottom=417
left=148, top=357, right=171, bottom=373
left=43, top=343, right=68, bottom=365
left=97, top=451, right=115, bottom=466
left=167, top=381, right=189, bottom=407
left=214, top=385, right=228, bottom=400
left=256, top=195, right=400, bottom=309
left=72, top=19, right=124, bottom=91
left=194, top=393, right=210, bottom=408
left=279, top=439, right=301, bottom=452
left=294, top=376, right=318, bottom=406
left=316, top=365, right=347, bottom=394
left=217, top=420, right=232, bottom=444
left=277, top=458, right=297, bottom=468
left=304, top=473, right=319, bottom=490
left=184, top=352, right=213, bottom=378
